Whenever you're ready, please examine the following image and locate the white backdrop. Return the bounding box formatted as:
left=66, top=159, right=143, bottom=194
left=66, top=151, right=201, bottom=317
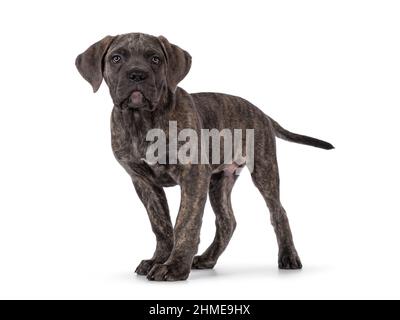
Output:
left=0, top=0, right=399, bottom=299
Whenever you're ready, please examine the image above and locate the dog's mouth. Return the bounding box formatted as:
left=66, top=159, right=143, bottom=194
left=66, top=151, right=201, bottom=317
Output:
left=130, top=90, right=145, bottom=106
left=120, top=90, right=153, bottom=110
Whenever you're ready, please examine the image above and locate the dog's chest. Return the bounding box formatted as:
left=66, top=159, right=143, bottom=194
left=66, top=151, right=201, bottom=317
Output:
left=111, top=109, right=152, bottom=164
left=110, top=108, right=176, bottom=185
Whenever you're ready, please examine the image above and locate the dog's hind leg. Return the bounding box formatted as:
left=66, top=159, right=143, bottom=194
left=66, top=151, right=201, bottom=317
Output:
left=251, top=150, right=302, bottom=269
left=192, top=170, right=238, bottom=269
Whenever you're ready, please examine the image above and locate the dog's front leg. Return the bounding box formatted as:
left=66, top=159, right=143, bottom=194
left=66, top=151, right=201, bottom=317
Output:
left=147, top=166, right=210, bottom=281
left=132, top=176, right=174, bottom=276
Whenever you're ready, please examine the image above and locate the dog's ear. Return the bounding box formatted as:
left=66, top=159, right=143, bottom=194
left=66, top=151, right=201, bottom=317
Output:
left=158, top=36, right=192, bottom=92
left=75, top=36, right=115, bottom=93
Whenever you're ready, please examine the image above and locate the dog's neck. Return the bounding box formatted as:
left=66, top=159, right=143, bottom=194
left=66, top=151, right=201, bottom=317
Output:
left=112, top=88, right=176, bottom=139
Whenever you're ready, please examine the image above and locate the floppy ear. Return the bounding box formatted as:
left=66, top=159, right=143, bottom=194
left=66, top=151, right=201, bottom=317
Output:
left=75, top=35, right=115, bottom=93
left=158, top=36, right=192, bottom=92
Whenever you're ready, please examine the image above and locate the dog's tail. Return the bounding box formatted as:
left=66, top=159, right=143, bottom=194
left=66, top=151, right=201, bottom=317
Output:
left=269, top=117, right=334, bottom=150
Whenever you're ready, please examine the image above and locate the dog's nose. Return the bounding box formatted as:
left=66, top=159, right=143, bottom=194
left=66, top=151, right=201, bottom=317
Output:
left=128, top=69, right=148, bottom=82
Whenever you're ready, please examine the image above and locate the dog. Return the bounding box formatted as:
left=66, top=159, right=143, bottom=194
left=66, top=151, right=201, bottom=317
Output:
left=76, top=33, right=333, bottom=281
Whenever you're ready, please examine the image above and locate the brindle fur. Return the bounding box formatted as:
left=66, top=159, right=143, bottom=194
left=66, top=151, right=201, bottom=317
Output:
left=76, top=33, right=333, bottom=281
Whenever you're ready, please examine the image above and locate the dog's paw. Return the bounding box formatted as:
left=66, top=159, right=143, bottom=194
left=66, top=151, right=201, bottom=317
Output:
left=191, top=256, right=216, bottom=269
left=278, top=249, right=302, bottom=270
left=135, top=259, right=157, bottom=276
left=147, top=263, right=190, bottom=281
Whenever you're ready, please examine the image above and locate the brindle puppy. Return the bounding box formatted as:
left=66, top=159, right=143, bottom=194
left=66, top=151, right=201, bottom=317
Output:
left=76, top=33, right=333, bottom=281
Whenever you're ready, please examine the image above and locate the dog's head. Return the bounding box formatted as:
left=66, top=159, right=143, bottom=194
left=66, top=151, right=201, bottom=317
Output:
left=75, top=33, right=191, bottom=111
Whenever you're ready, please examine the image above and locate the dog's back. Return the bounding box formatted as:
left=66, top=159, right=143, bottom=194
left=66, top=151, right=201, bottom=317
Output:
left=191, top=91, right=334, bottom=150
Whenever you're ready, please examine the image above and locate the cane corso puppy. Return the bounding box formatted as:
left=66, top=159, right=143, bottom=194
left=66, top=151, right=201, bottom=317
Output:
left=76, top=33, right=333, bottom=281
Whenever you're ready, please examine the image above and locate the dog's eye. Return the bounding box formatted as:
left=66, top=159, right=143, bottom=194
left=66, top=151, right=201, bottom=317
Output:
left=111, top=55, right=121, bottom=64
left=151, top=56, right=160, bottom=65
